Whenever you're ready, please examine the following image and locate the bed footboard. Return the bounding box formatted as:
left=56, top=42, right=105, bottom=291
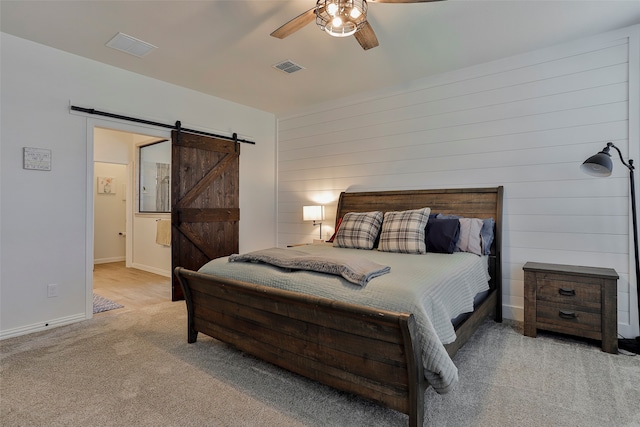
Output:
left=174, top=266, right=428, bottom=426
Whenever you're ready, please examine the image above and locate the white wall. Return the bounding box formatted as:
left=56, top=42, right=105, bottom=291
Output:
left=94, top=127, right=139, bottom=164
left=277, top=25, right=640, bottom=339
left=0, top=33, right=277, bottom=338
left=93, top=162, right=127, bottom=264
left=131, top=212, right=172, bottom=276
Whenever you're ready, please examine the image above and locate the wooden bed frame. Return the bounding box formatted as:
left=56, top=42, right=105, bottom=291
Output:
left=174, top=186, right=503, bottom=426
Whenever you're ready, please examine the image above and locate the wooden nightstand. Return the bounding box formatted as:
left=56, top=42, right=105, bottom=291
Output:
left=523, top=262, right=618, bottom=353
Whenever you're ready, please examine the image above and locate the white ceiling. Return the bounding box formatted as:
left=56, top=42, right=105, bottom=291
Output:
left=2, top=1, right=639, bottom=116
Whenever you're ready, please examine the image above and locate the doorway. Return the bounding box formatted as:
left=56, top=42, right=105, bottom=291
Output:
left=93, top=162, right=127, bottom=265
left=87, top=121, right=172, bottom=317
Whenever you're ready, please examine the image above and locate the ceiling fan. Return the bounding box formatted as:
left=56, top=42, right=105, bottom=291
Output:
left=271, top=0, right=442, bottom=51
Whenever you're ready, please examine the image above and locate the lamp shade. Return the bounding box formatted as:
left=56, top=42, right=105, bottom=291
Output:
left=316, top=0, right=367, bottom=38
left=303, top=205, right=324, bottom=221
left=581, top=148, right=613, bottom=177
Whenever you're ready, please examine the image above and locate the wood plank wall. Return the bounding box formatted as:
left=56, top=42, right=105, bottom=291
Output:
left=276, top=26, right=639, bottom=334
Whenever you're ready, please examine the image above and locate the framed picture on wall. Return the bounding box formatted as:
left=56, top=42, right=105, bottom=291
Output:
left=97, top=176, right=116, bottom=194
left=23, top=147, right=52, bottom=171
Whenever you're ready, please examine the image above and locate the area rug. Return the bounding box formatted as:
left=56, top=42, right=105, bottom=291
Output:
left=92, top=294, right=123, bottom=313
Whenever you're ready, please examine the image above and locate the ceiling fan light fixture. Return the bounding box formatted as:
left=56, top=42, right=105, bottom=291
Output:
left=316, top=0, right=367, bottom=38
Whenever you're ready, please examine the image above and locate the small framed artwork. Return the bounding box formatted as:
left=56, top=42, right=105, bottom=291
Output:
left=97, top=176, right=116, bottom=194
left=23, top=147, right=52, bottom=171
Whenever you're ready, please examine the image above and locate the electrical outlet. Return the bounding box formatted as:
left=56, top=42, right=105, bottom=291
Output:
left=47, top=283, right=58, bottom=298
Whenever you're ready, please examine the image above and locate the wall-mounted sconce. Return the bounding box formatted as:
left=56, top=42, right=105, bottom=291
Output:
left=303, top=205, right=325, bottom=240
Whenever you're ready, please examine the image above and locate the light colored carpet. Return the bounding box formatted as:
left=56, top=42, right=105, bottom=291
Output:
left=1, top=300, right=638, bottom=427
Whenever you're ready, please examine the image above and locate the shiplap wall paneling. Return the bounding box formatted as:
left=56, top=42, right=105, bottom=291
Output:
left=277, top=27, right=637, bottom=335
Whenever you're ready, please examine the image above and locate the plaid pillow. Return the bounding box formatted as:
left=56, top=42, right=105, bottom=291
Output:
left=378, top=207, right=431, bottom=254
left=334, top=211, right=383, bottom=250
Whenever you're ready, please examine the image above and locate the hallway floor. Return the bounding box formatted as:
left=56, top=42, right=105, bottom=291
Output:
left=93, top=262, right=171, bottom=314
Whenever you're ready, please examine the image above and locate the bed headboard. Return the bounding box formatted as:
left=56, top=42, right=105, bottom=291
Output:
left=335, top=186, right=504, bottom=318
left=336, top=187, right=503, bottom=224
left=335, top=186, right=503, bottom=252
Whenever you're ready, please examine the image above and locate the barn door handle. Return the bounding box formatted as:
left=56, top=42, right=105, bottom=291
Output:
left=558, top=288, right=576, bottom=297
left=559, top=310, right=577, bottom=319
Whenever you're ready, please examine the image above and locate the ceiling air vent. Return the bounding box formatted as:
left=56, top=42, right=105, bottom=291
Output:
left=106, top=32, right=157, bottom=58
left=273, top=60, right=305, bottom=74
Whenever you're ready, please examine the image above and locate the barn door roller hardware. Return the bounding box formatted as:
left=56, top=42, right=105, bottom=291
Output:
left=71, top=105, right=255, bottom=145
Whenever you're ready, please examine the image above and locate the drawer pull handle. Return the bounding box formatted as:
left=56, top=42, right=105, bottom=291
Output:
left=559, top=288, right=576, bottom=297
left=559, top=310, right=577, bottom=319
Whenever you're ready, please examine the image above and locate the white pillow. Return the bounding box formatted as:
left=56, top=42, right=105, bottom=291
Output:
left=456, top=218, right=483, bottom=255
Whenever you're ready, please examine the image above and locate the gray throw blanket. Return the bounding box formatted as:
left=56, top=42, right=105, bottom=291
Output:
left=228, top=247, right=390, bottom=286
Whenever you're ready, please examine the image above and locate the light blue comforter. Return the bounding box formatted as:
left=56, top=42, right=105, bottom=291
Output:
left=198, top=244, right=490, bottom=394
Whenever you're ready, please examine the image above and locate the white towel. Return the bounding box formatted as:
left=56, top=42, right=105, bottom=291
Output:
left=156, top=220, right=171, bottom=246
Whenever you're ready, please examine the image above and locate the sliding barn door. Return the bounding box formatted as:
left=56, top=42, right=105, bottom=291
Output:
left=171, top=130, right=240, bottom=300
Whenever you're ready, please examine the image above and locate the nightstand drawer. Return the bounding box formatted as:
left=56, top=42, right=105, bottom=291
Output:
left=536, top=278, right=601, bottom=309
left=536, top=301, right=601, bottom=340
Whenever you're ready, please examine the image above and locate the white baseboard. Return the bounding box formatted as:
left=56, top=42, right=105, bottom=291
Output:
left=0, top=313, right=86, bottom=340
left=94, top=256, right=126, bottom=265
left=130, top=263, right=172, bottom=278
left=502, top=304, right=523, bottom=322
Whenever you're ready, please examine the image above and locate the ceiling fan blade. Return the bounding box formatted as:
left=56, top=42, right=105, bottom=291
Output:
left=270, top=7, right=317, bottom=39
left=354, top=21, right=379, bottom=50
